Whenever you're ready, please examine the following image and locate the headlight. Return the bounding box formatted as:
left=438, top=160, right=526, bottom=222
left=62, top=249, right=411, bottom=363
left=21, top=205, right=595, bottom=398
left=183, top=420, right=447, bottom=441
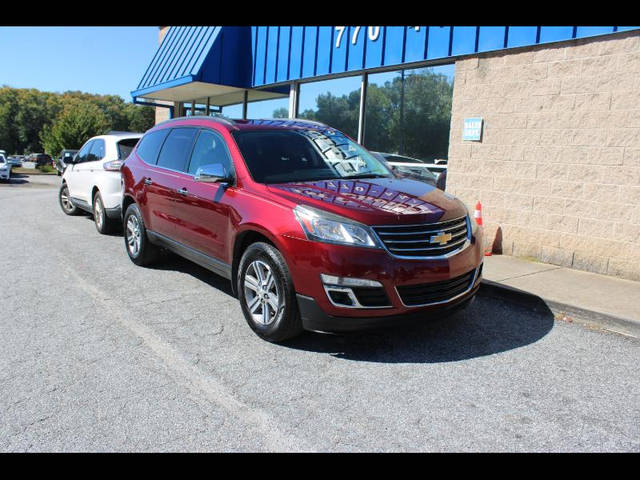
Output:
left=464, top=205, right=478, bottom=236
left=293, top=205, right=380, bottom=248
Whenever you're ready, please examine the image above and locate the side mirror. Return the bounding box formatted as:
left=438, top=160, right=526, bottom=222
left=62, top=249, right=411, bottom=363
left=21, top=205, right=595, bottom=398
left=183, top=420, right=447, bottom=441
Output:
left=436, top=171, right=447, bottom=191
left=194, top=164, right=232, bottom=184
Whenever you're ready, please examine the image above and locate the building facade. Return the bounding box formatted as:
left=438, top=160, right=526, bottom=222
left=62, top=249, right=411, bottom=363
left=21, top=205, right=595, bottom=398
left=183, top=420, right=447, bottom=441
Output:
left=134, top=26, right=640, bottom=281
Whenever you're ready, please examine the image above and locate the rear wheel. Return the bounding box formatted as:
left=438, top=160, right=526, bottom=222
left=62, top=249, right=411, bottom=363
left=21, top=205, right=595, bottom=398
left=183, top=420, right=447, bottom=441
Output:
left=237, top=242, right=303, bottom=342
left=123, top=203, right=160, bottom=266
left=93, top=191, right=117, bottom=234
left=59, top=183, right=80, bottom=215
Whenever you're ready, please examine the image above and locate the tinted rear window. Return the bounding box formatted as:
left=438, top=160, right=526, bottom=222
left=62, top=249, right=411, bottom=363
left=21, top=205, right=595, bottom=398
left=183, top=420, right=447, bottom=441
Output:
left=156, top=128, right=198, bottom=172
left=117, top=138, right=140, bottom=159
left=136, top=129, right=169, bottom=165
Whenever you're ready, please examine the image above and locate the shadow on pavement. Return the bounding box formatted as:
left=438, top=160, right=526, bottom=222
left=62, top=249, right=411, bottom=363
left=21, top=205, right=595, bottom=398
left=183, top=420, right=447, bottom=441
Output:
left=0, top=176, right=29, bottom=185
left=282, top=294, right=554, bottom=363
left=146, top=252, right=235, bottom=297
left=137, top=252, right=554, bottom=363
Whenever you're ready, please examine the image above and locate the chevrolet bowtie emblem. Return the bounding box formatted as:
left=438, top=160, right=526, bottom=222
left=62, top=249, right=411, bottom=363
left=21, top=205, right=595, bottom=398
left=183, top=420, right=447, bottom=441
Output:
left=430, top=231, right=452, bottom=245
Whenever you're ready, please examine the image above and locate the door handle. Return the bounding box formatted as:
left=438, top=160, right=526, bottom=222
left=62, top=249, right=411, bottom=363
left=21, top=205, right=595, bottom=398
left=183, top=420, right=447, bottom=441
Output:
left=144, top=178, right=153, bottom=185
left=177, top=187, right=188, bottom=195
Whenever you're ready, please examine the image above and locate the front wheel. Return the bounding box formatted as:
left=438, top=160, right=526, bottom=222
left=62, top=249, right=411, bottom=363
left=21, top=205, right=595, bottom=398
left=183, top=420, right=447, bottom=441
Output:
left=123, top=203, right=160, bottom=266
left=59, top=183, right=80, bottom=216
left=237, top=242, right=303, bottom=342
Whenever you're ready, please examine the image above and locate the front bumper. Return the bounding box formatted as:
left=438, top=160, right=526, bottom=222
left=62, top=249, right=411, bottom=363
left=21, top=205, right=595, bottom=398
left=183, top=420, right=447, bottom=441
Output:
left=281, top=225, right=484, bottom=330
left=297, top=280, right=480, bottom=333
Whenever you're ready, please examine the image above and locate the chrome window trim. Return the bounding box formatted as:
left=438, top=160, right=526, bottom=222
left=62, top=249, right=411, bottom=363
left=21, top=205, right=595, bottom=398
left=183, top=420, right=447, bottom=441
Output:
left=394, top=266, right=481, bottom=308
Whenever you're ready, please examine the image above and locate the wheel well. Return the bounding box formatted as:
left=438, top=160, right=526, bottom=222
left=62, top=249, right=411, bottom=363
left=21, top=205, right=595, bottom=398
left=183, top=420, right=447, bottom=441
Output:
left=91, top=186, right=99, bottom=206
left=122, top=195, right=135, bottom=216
left=231, top=230, right=274, bottom=296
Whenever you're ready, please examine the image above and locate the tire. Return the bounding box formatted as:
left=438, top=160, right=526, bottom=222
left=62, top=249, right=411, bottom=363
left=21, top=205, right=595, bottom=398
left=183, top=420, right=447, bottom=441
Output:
left=59, top=183, right=80, bottom=216
left=93, top=191, right=117, bottom=235
left=237, top=242, right=303, bottom=342
left=123, top=203, right=160, bottom=266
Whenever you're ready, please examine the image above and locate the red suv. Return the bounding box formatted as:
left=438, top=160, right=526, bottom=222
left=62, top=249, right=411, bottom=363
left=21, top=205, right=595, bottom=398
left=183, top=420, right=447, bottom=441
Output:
left=121, top=117, right=483, bottom=342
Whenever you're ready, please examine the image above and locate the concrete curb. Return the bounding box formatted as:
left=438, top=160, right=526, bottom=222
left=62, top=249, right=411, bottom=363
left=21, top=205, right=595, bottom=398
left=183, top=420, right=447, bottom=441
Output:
left=479, top=279, right=640, bottom=338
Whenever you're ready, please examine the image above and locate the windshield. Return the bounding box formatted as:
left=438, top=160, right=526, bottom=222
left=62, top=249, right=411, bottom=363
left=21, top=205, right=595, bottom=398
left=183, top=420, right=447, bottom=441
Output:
left=232, top=128, right=392, bottom=184
left=0, top=155, right=5, bottom=164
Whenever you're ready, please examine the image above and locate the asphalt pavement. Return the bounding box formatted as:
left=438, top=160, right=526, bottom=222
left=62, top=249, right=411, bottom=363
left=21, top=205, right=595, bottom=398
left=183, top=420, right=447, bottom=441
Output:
left=1, top=175, right=638, bottom=452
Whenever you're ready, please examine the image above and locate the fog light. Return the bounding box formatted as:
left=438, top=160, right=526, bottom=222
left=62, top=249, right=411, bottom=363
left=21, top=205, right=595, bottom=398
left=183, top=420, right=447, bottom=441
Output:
left=320, top=274, right=382, bottom=288
left=321, top=274, right=390, bottom=308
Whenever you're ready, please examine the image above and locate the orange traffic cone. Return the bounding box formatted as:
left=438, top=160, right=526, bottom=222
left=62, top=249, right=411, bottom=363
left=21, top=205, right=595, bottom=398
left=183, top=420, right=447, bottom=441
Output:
left=474, top=201, right=492, bottom=256
left=474, top=201, right=483, bottom=227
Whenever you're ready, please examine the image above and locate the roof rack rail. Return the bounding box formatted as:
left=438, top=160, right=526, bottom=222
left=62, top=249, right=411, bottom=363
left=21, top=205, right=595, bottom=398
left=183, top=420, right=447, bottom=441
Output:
left=288, top=118, right=328, bottom=127
left=154, top=115, right=236, bottom=128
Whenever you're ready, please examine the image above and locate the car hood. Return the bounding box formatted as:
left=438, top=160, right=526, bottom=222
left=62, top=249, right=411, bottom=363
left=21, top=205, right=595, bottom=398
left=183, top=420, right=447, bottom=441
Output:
left=267, top=176, right=467, bottom=225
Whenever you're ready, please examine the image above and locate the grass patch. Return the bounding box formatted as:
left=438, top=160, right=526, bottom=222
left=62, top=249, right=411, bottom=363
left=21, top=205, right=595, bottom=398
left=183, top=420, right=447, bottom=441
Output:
left=12, top=166, right=58, bottom=175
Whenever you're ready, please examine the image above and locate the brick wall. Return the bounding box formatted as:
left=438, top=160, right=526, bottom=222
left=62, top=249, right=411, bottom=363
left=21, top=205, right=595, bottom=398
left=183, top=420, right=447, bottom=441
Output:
left=154, top=27, right=172, bottom=125
left=447, top=30, right=640, bottom=281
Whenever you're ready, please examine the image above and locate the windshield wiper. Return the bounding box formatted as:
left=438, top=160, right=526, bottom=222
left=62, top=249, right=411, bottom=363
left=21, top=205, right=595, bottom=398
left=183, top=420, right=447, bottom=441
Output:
left=341, top=173, right=389, bottom=179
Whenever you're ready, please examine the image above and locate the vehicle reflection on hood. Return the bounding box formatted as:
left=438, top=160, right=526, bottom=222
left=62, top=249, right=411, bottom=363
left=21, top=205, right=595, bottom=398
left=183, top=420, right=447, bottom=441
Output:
left=271, top=178, right=447, bottom=216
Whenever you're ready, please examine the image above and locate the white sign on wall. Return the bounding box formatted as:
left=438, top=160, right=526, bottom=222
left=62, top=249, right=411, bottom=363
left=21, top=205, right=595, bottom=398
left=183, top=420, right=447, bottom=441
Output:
left=463, top=117, right=483, bottom=141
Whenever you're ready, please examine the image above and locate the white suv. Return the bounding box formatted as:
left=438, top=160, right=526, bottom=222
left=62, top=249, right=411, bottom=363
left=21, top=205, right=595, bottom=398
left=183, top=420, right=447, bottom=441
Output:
left=58, top=132, right=142, bottom=233
left=0, top=154, right=10, bottom=181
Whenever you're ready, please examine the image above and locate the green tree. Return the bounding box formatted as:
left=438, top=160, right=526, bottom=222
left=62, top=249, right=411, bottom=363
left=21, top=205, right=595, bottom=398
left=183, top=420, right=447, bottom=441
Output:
left=0, top=86, right=155, bottom=155
left=40, top=101, right=110, bottom=156
left=272, top=107, right=288, bottom=118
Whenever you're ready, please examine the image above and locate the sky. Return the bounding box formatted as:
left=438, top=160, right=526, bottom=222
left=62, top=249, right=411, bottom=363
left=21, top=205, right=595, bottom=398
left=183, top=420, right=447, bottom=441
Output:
left=0, top=26, right=454, bottom=118
left=0, top=27, right=159, bottom=100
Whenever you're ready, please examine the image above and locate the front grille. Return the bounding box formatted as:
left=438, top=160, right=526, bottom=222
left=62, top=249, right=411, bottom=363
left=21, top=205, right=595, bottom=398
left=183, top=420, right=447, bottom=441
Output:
left=373, top=216, right=469, bottom=258
left=396, top=269, right=477, bottom=306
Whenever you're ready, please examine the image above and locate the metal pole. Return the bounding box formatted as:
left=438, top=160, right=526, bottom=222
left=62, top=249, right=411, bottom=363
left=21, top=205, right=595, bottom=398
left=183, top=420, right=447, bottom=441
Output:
left=242, top=90, right=248, bottom=119
left=206, top=97, right=210, bottom=116
left=357, top=72, right=368, bottom=145
left=399, top=69, right=405, bottom=153
left=288, top=82, right=299, bottom=119
left=190, top=100, right=196, bottom=116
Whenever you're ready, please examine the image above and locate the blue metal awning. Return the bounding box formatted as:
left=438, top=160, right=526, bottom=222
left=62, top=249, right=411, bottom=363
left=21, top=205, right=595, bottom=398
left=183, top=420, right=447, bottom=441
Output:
left=132, top=26, right=288, bottom=105
left=134, top=26, right=221, bottom=97
left=134, top=26, right=640, bottom=104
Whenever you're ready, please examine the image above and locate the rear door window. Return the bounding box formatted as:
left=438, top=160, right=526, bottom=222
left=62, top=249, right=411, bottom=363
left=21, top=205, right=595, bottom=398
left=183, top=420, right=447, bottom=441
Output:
left=136, top=129, right=169, bottom=165
left=156, top=128, right=198, bottom=172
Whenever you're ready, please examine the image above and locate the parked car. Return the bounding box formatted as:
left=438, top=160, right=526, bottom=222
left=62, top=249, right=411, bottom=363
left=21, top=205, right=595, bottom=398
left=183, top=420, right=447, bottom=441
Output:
left=0, top=154, right=10, bottom=181
left=27, top=153, right=53, bottom=167
left=58, top=132, right=142, bottom=233
left=6, top=155, right=23, bottom=168
left=55, top=149, right=79, bottom=176
left=120, top=117, right=483, bottom=342
left=373, top=152, right=447, bottom=190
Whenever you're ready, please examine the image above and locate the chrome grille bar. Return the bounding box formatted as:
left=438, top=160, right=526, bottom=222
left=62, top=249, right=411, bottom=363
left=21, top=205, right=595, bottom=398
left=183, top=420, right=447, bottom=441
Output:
left=373, top=215, right=470, bottom=259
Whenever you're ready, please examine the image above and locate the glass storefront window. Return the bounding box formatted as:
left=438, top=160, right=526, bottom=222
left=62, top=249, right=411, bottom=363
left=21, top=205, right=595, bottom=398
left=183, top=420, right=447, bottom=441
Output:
left=298, top=75, right=362, bottom=140
left=363, top=64, right=454, bottom=162
left=221, top=97, right=289, bottom=119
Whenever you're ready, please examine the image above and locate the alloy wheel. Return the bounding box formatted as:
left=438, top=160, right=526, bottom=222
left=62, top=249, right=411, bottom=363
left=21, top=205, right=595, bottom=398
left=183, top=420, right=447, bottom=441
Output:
left=60, top=187, right=73, bottom=212
left=243, top=260, right=280, bottom=326
left=94, top=197, right=104, bottom=230
left=126, top=215, right=142, bottom=257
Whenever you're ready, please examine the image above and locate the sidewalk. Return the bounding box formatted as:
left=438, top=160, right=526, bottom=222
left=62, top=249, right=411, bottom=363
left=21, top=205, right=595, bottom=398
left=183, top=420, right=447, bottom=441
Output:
left=479, top=255, right=640, bottom=338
